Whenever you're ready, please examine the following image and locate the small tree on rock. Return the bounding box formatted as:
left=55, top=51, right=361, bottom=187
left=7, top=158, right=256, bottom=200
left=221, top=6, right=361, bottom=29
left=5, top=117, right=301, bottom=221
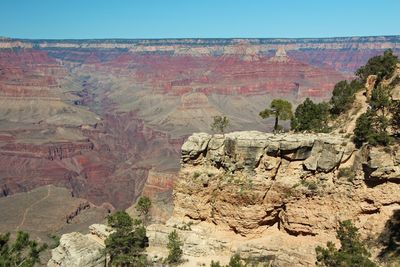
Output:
left=316, top=220, right=376, bottom=267
left=211, top=115, right=230, bottom=134
left=136, top=196, right=151, bottom=223
left=259, top=99, right=293, bottom=132
left=356, top=49, right=398, bottom=84
left=330, top=80, right=361, bottom=116
left=166, top=229, right=183, bottom=264
left=291, top=98, right=330, bottom=132
left=354, top=85, right=393, bottom=147
left=0, top=231, right=48, bottom=267
left=105, top=211, right=148, bottom=267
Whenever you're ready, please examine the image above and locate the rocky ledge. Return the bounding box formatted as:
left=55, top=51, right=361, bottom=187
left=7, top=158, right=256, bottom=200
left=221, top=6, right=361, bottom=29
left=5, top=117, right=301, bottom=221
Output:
left=47, top=224, right=110, bottom=267
left=49, top=131, right=400, bottom=266
left=175, top=131, right=358, bottom=235
left=167, top=131, right=400, bottom=264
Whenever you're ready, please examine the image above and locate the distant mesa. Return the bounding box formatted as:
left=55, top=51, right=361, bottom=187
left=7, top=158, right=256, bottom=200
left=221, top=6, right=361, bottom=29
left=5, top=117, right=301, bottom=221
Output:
left=269, top=47, right=290, bottom=62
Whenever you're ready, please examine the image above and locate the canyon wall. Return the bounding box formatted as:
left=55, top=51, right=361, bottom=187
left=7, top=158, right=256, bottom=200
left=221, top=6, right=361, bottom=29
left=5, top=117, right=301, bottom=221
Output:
left=50, top=131, right=400, bottom=266
left=146, top=131, right=400, bottom=266
left=0, top=36, right=399, bottom=213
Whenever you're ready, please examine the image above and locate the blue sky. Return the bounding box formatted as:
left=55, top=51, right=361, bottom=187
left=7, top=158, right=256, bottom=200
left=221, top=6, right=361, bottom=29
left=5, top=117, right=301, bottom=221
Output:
left=1, top=0, right=399, bottom=39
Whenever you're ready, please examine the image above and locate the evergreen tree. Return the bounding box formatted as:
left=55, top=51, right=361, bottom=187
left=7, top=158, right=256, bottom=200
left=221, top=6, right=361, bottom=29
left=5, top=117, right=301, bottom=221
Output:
left=316, top=220, right=376, bottom=267
left=211, top=116, right=230, bottom=134
left=356, top=49, right=398, bottom=84
left=390, top=101, right=400, bottom=135
left=166, top=230, right=183, bottom=264
left=291, top=98, right=330, bottom=132
left=330, top=80, right=360, bottom=116
left=0, top=231, right=47, bottom=267
left=105, top=211, right=148, bottom=267
left=135, top=196, right=152, bottom=223
left=354, top=85, right=392, bottom=147
left=259, top=99, right=293, bottom=132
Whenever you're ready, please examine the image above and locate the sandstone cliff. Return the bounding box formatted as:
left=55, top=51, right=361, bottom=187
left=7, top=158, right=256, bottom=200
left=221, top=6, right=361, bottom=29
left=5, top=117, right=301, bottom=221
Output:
left=148, top=131, right=400, bottom=266
left=1, top=37, right=399, bottom=215
left=47, top=224, right=109, bottom=267
left=48, top=131, right=400, bottom=266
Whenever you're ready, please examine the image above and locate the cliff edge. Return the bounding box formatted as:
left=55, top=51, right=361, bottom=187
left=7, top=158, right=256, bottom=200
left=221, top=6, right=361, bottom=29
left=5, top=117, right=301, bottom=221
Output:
left=49, top=131, right=400, bottom=266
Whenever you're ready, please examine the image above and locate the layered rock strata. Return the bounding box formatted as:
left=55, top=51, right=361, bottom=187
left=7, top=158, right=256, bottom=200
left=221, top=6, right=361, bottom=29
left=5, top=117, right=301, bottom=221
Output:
left=48, top=224, right=110, bottom=267
left=49, top=131, right=400, bottom=266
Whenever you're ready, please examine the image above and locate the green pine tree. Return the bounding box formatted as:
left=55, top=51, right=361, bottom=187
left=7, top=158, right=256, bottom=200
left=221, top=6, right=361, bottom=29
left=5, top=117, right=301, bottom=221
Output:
left=260, top=99, right=293, bottom=132
left=166, top=230, right=183, bottom=264
left=316, top=220, right=376, bottom=267
left=105, top=211, right=148, bottom=267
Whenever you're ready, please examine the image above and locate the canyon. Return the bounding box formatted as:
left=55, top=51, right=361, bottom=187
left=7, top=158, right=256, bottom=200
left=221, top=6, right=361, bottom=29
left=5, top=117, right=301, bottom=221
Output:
left=48, top=130, right=400, bottom=266
left=0, top=36, right=399, bottom=230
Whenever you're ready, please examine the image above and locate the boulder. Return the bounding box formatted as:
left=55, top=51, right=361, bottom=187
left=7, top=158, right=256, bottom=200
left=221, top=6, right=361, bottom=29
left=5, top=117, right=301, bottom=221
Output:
left=181, top=133, right=211, bottom=163
left=364, top=146, right=400, bottom=181
left=47, top=232, right=105, bottom=267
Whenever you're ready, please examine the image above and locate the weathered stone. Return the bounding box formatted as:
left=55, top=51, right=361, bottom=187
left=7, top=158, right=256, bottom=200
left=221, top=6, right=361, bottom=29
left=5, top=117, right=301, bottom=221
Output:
left=365, top=146, right=400, bottom=181
left=47, top=232, right=105, bottom=267
left=175, top=131, right=354, bottom=236
left=181, top=133, right=211, bottom=163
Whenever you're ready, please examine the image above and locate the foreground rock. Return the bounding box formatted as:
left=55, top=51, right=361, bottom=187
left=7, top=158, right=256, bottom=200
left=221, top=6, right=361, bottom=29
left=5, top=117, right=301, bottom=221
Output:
left=49, top=131, right=400, bottom=266
left=170, top=131, right=400, bottom=265
left=48, top=224, right=109, bottom=267
left=177, top=131, right=356, bottom=235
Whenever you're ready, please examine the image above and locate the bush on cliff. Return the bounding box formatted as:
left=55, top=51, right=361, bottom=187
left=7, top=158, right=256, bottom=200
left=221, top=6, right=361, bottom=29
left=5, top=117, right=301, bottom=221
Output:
left=356, top=49, right=398, bottom=84
left=105, top=211, right=148, bottom=266
left=291, top=98, right=329, bottom=132
left=316, top=220, right=376, bottom=267
left=260, top=99, right=293, bottom=132
left=136, top=196, right=152, bottom=223
left=211, top=115, right=230, bottom=134
left=391, top=101, right=400, bottom=135
left=330, top=80, right=362, bottom=116
left=354, top=85, right=393, bottom=147
left=210, top=254, right=270, bottom=267
left=166, top=229, right=183, bottom=265
left=0, top=231, right=47, bottom=267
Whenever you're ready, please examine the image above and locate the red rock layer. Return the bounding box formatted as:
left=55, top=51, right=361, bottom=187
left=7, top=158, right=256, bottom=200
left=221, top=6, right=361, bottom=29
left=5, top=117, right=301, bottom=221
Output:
left=0, top=43, right=397, bottom=211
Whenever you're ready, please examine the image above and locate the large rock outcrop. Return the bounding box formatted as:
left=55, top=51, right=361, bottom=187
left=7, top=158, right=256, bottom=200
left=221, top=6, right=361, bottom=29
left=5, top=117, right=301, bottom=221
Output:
left=176, top=131, right=356, bottom=235
left=48, top=224, right=109, bottom=267
left=49, top=131, right=400, bottom=266
left=157, top=131, right=400, bottom=265
left=0, top=37, right=399, bottom=216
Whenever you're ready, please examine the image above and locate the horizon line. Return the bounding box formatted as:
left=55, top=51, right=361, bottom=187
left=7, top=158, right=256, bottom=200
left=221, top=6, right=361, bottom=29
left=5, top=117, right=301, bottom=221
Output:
left=1, top=34, right=400, bottom=42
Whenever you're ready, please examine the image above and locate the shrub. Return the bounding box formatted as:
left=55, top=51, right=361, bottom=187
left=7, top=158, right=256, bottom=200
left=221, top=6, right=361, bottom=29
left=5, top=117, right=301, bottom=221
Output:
left=105, top=211, right=148, bottom=266
left=166, top=230, right=183, bottom=264
left=0, top=231, right=48, bottom=267
left=330, top=80, right=358, bottom=116
left=291, top=98, right=330, bottom=132
left=301, top=180, right=318, bottom=192
left=260, top=99, right=293, bottom=132
left=316, top=220, right=376, bottom=267
left=193, top=172, right=201, bottom=178
left=338, top=168, right=355, bottom=182
left=356, top=49, right=398, bottom=84
left=210, top=254, right=270, bottom=267
left=211, top=261, right=223, bottom=267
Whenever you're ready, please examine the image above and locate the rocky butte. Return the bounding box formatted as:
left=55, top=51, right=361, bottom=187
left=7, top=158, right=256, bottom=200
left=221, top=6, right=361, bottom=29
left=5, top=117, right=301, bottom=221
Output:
left=0, top=37, right=399, bottom=241
left=48, top=130, right=400, bottom=266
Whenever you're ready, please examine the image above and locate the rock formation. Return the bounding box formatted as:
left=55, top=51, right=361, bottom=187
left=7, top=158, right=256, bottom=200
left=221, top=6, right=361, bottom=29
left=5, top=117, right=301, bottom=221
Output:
left=47, top=224, right=109, bottom=267
left=49, top=130, right=400, bottom=266
left=0, top=37, right=399, bottom=230
left=146, top=131, right=400, bottom=265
